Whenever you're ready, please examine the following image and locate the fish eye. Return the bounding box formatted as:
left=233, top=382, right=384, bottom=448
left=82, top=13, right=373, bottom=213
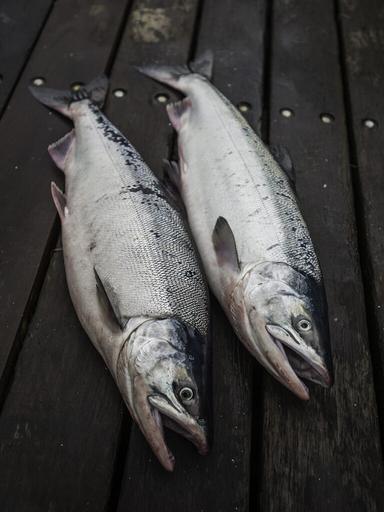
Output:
left=179, top=387, right=194, bottom=402
left=297, top=319, right=312, bottom=332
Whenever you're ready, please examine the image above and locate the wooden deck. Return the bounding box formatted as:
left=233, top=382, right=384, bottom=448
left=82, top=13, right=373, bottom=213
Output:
left=0, top=0, right=384, bottom=510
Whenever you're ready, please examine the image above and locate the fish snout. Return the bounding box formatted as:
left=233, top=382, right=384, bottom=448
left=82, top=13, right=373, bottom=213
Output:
left=148, top=394, right=209, bottom=456
left=265, top=323, right=333, bottom=392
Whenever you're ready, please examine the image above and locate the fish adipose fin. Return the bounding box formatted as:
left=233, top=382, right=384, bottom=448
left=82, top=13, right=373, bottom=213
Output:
left=136, top=50, right=214, bottom=91
left=270, top=144, right=296, bottom=190
left=51, top=182, right=67, bottom=222
left=48, top=130, right=75, bottom=171
left=212, top=217, right=240, bottom=273
left=29, top=75, right=109, bottom=119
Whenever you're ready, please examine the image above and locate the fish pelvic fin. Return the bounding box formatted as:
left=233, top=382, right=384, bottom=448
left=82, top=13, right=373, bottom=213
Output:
left=136, top=50, right=214, bottom=91
left=29, top=75, right=109, bottom=119
left=48, top=130, right=75, bottom=172
left=166, top=98, right=192, bottom=131
left=51, top=182, right=68, bottom=222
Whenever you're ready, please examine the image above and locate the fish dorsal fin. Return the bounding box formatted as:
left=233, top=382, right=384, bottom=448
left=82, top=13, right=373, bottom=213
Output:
left=212, top=217, right=240, bottom=273
left=94, top=267, right=127, bottom=330
left=166, top=98, right=192, bottom=131
left=48, top=130, right=75, bottom=172
left=189, top=50, right=214, bottom=80
left=270, top=144, right=296, bottom=190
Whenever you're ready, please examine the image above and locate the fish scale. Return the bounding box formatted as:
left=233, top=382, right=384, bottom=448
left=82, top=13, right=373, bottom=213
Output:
left=181, top=81, right=321, bottom=289
left=68, top=102, right=209, bottom=336
left=30, top=77, right=210, bottom=470
left=139, top=58, right=332, bottom=400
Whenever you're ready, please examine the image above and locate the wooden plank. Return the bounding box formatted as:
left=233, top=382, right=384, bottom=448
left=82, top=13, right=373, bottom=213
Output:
left=115, top=1, right=267, bottom=511
left=259, top=1, right=384, bottom=510
left=337, top=0, right=384, bottom=422
left=0, top=0, right=54, bottom=115
left=0, top=0, right=129, bottom=400
left=0, top=252, right=124, bottom=512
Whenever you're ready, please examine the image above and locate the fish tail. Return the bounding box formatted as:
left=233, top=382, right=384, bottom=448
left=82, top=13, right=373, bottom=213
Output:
left=29, top=75, right=109, bottom=119
left=137, top=50, right=213, bottom=91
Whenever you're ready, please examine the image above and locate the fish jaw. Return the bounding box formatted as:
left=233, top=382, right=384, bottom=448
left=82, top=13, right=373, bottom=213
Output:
left=148, top=394, right=208, bottom=455
left=265, top=324, right=332, bottom=388
left=132, top=375, right=176, bottom=471
left=228, top=262, right=332, bottom=399
left=116, top=318, right=209, bottom=471
left=249, top=324, right=311, bottom=400
left=228, top=284, right=309, bottom=400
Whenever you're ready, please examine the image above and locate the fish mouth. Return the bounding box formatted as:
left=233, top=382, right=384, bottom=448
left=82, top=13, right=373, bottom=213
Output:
left=265, top=323, right=332, bottom=398
left=141, top=393, right=208, bottom=471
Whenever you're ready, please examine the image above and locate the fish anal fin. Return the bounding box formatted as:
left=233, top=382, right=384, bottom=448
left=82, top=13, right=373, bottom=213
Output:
left=51, top=182, right=68, bottom=222
left=94, top=267, right=127, bottom=331
left=270, top=144, right=296, bottom=189
left=166, top=98, right=191, bottom=131
left=48, top=130, right=75, bottom=171
left=212, top=217, right=240, bottom=273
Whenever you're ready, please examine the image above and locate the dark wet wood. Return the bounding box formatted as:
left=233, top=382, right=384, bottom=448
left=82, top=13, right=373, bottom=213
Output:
left=338, top=0, right=384, bottom=424
left=0, top=1, right=131, bottom=510
left=259, top=1, right=384, bottom=510
left=0, top=0, right=129, bottom=400
left=116, top=1, right=266, bottom=511
left=0, top=0, right=54, bottom=115
left=0, top=252, right=124, bottom=512
left=1, top=0, right=384, bottom=510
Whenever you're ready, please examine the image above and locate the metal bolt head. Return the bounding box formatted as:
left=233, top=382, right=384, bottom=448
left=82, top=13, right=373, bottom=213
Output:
left=155, top=93, right=169, bottom=104
left=32, top=77, right=45, bottom=87
left=280, top=108, right=294, bottom=118
left=320, top=113, right=335, bottom=124
left=363, top=118, right=377, bottom=129
left=238, top=102, right=251, bottom=113
left=71, top=82, right=84, bottom=92
left=113, top=89, right=126, bottom=98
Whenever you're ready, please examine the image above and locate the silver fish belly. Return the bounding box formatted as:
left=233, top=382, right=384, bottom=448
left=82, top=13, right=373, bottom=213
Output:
left=30, top=78, right=210, bottom=470
left=140, top=59, right=332, bottom=400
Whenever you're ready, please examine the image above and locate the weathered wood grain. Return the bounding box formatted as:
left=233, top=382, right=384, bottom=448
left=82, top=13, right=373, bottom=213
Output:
left=259, top=1, right=384, bottom=510
left=338, top=0, right=384, bottom=429
left=0, top=0, right=54, bottom=115
left=115, top=1, right=266, bottom=511
left=0, top=0, right=129, bottom=400
left=0, top=252, right=124, bottom=512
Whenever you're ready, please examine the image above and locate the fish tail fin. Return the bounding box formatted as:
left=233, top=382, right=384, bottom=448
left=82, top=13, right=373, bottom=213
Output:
left=29, top=75, right=109, bottom=119
left=136, top=50, right=213, bottom=91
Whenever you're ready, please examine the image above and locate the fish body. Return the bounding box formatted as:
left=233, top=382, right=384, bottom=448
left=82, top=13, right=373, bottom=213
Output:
left=30, top=78, right=210, bottom=470
left=140, top=56, right=332, bottom=399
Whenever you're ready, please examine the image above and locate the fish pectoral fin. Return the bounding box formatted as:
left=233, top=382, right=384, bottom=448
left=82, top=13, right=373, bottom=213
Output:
left=94, top=267, right=127, bottom=331
left=51, top=182, right=68, bottom=222
left=163, top=159, right=181, bottom=190
left=212, top=216, right=240, bottom=273
left=166, top=98, right=192, bottom=131
left=270, top=144, right=296, bottom=189
left=48, top=130, right=75, bottom=171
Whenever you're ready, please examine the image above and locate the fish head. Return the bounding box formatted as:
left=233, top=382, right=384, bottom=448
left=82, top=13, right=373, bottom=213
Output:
left=238, top=262, right=332, bottom=399
left=117, top=318, right=209, bottom=471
